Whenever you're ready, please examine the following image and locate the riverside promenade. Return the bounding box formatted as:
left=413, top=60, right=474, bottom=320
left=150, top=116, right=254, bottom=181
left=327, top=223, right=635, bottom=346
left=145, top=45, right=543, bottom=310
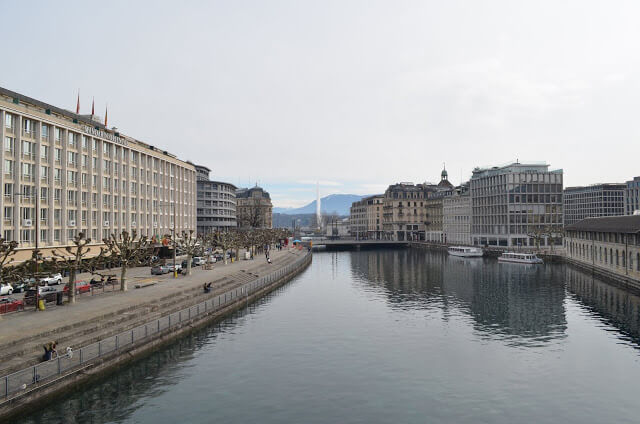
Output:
left=0, top=248, right=307, bottom=378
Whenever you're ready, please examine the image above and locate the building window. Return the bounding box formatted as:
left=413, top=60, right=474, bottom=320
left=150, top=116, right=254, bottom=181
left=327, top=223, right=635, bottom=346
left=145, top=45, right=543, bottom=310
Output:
left=23, top=119, right=32, bottom=134
left=4, top=136, right=14, bottom=153
left=4, top=113, right=13, bottom=129
left=4, top=159, right=13, bottom=176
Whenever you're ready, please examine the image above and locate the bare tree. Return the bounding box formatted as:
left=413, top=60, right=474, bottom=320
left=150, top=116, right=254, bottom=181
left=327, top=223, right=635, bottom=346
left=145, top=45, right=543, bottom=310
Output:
left=103, top=230, right=151, bottom=291
left=52, top=232, right=93, bottom=304
left=0, top=239, right=20, bottom=286
left=543, top=225, right=564, bottom=252
left=211, top=230, right=241, bottom=264
left=175, top=230, right=201, bottom=276
left=526, top=225, right=545, bottom=251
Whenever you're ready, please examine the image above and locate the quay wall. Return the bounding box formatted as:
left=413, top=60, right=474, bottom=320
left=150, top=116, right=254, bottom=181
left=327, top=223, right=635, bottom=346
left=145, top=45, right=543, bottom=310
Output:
left=0, top=252, right=312, bottom=422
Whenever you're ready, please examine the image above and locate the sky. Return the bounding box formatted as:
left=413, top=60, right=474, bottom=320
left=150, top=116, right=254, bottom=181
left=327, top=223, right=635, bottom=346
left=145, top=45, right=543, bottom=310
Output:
left=2, top=0, right=639, bottom=207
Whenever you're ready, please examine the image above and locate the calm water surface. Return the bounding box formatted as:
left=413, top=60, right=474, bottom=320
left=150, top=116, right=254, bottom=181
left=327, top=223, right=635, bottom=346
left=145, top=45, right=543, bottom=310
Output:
left=16, top=249, right=640, bottom=424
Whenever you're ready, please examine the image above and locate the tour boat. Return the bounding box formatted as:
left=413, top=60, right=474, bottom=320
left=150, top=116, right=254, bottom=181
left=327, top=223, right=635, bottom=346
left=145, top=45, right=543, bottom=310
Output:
left=447, top=246, right=483, bottom=257
left=497, top=252, right=544, bottom=264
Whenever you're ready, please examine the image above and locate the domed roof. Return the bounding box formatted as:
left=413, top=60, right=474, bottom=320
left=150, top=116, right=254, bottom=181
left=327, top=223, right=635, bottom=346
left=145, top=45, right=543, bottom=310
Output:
left=438, top=164, right=453, bottom=189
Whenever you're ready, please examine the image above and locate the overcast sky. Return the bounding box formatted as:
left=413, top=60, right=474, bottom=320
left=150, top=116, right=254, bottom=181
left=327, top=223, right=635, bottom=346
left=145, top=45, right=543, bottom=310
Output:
left=2, top=1, right=639, bottom=207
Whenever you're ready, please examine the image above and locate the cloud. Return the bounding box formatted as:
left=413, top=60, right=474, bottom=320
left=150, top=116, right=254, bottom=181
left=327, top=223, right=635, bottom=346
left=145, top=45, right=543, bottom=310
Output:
left=297, top=180, right=343, bottom=187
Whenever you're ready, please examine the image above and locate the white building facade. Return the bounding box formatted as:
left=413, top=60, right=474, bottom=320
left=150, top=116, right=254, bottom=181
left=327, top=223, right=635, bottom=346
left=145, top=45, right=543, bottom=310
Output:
left=443, top=192, right=471, bottom=245
left=0, top=87, right=196, bottom=256
left=470, top=163, right=563, bottom=248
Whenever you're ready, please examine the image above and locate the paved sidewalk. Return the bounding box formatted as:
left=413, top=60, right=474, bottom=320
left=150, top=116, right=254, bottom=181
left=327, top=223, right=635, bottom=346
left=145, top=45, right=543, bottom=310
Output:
left=0, top=248, right=303, bottom=347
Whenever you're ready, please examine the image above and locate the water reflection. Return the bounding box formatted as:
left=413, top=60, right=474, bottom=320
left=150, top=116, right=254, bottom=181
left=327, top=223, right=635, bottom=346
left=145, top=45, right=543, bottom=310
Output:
left=17, top=289, right=284, bottom=424
left=566, top=266, right=640, bottom=344
left=349, top=248, right=567, bottom=345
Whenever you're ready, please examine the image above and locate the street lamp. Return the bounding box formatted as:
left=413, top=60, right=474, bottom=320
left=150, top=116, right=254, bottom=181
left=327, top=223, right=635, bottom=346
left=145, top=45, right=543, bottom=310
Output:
left=159, top=202, right=177, bottom=278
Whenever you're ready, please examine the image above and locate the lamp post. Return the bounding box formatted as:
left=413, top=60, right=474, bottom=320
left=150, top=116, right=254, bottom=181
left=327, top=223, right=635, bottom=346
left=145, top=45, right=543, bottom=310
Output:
left=159, top=202, right=177, bottom=278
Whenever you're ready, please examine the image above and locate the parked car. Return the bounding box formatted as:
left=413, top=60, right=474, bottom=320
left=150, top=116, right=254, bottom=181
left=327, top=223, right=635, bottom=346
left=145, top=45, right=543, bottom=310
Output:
left=0, top=297, right=24, bottom=314
left=63, top=281, right=91, bottom=294
left=40, top=273, right=63, bottom=286
left=12, top=277, right=34, bottom=293
left=0, top=283, right=13, bottom=296
left=151, top=265, right=171, bottom=275
left=168, top=263, right=183, bottom=274
left=24, top=286, right=59, bottom=305
left=192, top=257, right=205, bottom=266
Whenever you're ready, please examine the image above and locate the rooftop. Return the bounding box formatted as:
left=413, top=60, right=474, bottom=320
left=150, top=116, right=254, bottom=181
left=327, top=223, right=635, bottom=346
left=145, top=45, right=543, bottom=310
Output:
left=0, top=86, right=183, bottom=162
left=566, top=215, right=640, bottom=233
left=471, top=162, right=562, bottom=178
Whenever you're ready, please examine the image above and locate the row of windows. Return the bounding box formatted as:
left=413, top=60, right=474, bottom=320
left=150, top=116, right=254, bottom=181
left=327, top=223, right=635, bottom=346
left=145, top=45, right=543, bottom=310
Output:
left=569, top=242, right=640, bottom=272
left=3, top=112, right=193, bottom=182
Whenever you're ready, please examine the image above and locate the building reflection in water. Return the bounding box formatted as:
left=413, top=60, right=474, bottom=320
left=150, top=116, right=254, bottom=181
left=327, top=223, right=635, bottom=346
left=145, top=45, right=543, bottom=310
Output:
left=349, top=248, right=567, bottom=345
left=565, top=266, right=640, bottom=344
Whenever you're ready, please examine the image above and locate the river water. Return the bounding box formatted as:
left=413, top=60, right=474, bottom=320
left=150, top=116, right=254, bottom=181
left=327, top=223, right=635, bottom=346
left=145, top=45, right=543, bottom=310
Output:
left=15, top=249, right=640, bottom=424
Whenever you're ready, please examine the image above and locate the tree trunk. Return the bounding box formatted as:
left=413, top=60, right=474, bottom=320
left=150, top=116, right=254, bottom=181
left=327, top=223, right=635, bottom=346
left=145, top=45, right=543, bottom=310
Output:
left=68, top=269, right=77, bottom=304
left=186, top=254, right=192, bottom=276
left=120, top=262, right=127, bottom=291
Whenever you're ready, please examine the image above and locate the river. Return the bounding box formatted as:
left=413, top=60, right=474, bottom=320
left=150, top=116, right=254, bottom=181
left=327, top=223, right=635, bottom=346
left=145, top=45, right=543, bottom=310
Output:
left=15, top=249, right=640, bottom=423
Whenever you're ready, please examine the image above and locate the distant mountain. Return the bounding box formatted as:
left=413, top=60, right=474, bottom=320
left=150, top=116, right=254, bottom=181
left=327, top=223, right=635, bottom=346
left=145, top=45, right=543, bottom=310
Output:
left=273, top=194, right=363, bottom=216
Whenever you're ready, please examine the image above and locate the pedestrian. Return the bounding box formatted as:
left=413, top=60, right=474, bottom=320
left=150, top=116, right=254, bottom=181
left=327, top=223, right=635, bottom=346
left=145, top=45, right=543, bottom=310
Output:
left=51, top=341, right=58, bottom=358
left=42, top=342, right=52, bottom=361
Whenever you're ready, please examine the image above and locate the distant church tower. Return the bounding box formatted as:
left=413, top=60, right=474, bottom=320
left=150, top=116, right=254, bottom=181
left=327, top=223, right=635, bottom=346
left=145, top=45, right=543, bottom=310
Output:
left=438, top=163, right=454, bottom=189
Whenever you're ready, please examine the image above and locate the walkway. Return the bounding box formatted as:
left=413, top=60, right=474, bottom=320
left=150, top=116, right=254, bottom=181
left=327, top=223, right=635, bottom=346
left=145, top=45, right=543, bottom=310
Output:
left=0, top=248, right=305, bottom=376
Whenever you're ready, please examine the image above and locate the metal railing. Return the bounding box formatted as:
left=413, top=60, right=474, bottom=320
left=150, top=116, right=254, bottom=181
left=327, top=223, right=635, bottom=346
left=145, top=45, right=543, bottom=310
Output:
left=1, top=251, right=310, bottom=400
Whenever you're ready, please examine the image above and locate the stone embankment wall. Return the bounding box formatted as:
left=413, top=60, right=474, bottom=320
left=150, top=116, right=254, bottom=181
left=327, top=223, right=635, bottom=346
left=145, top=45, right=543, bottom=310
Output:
left=0, top=252, right=312, bottom=422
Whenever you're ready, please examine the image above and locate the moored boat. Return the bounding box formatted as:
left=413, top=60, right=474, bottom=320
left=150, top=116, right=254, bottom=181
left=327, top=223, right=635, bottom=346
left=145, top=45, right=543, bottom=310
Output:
left=497, top=252, right=544, bottom=264
left=448, top=246, right=483, bottom=257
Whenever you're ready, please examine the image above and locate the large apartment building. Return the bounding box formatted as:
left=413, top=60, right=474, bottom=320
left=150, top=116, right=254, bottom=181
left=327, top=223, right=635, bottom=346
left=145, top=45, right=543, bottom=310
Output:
left=382, top=169, right=454, bottom=242
left=236, top=186, right=273, bottom=229
left=194, top=164, right=236, bottom=235
left=625, top=176, right=640, bottom=215
left=0, top=87, right=196, bottom=255
left=470, top=162, right=563, bottom=248
left=350, top=194, right=384, bottom=240
left=563, top=184, right=626, bottom=226
left=443, top=186, right=471, bottom=245
left=382, top=182, right=433, bottom=241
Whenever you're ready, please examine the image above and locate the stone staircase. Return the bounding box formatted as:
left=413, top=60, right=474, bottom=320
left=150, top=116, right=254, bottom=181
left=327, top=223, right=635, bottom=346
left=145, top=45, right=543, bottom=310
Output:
left=0, top=256, right=295, bottom=377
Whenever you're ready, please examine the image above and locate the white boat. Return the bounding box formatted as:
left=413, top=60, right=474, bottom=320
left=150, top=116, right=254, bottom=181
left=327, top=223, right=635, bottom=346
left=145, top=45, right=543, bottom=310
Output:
left=497, top=252, right=544, bottom=264
left=448, top=246, right=483, bottom=257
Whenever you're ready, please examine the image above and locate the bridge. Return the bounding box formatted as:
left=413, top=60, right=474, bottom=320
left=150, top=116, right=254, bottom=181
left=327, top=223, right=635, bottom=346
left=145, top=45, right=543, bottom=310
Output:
left=311, top=239, right=409, bottom=250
